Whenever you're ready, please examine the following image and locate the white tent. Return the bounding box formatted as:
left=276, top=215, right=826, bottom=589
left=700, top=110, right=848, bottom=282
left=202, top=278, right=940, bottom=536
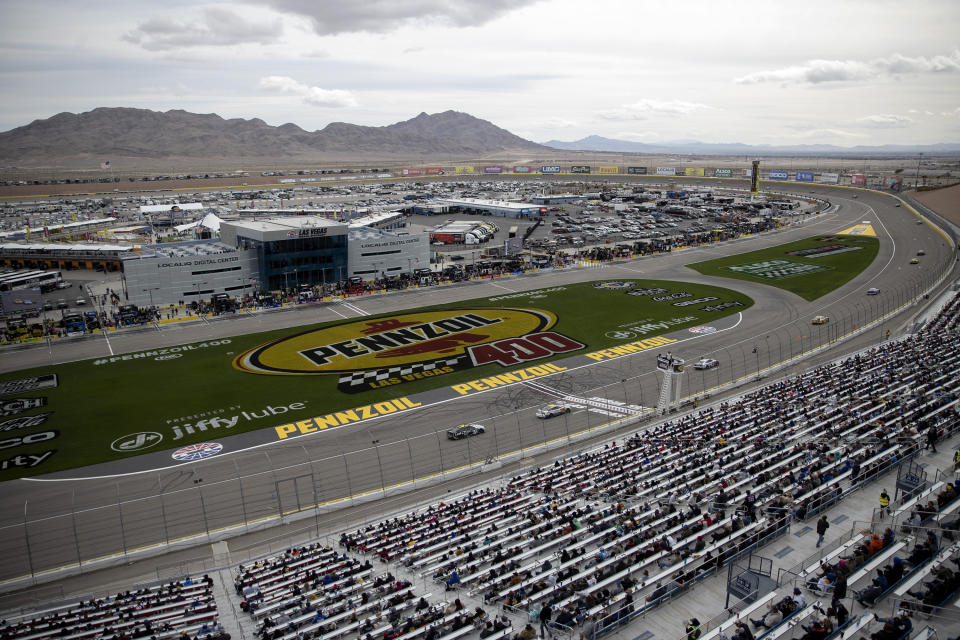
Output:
left=174, top=213, right=222, bottom=233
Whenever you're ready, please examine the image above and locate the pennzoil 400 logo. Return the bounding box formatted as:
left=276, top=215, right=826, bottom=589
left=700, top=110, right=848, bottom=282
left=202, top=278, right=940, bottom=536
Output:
left=234, top=308, right=584, bottom=393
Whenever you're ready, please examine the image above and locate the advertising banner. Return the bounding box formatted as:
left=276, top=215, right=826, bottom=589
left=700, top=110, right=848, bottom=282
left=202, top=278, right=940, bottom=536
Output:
left=684, top=168, right=705, bottom=177
left=655, top=167, right=677, bottom=176
left=541, top=165, right=562, bottom=174
left=597, top=166, right=619, bottom=174
left=750, top=160, right=760, bottom=194
left=453, top=166, right=473, bottom=175
left=713, top=168, right=733, bottom=178
left=883, top=176, right=903, bottom=191
left=425, top=167, right=445, bottom=176
left=627, top=166, right=647, bottom=175
left=513, top=166, right=532, bottom=174
left=851, top=174, right=866, bottom=186
left=401, top=168, right=422, bottom=177
left=820, top=172, right=839, bottom=184
left=483, top=166, right=502, bottom=174
left=769, top=170, right=788, bottom=180
left=796, top=171, right=815, bottom=183
left=571, top=165, right=591, bottom=174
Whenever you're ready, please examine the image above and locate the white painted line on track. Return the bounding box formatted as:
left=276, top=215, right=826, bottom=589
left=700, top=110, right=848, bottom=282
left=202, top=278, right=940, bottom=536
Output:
left=339, top=300, right=370, bottom=316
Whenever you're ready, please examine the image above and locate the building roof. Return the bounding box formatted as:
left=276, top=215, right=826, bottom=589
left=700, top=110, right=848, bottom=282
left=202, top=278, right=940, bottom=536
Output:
left=140, top=203, right=204, bottom=213
left=348, top=211, right=404, bottom=228
left=434, top=197, right=534, bottom=211
left=226, top=216, right=344, bottom=233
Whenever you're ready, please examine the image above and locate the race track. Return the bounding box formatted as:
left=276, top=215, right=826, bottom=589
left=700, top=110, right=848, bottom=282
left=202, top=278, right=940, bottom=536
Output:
left=0, top=183, right=955, bottom=584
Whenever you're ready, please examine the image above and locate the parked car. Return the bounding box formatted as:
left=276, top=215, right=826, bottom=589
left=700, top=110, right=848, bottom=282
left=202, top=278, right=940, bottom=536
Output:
left=75, top=297, right=87, bottom=306
left=56, top=299, right=68, bottom=309
left=811, top=315, right=830, bottom=325
left=446, top=423, right=486, bottom=440
left=536, top=403, right=571, bottom=419
left=694, top=358, right=719, bottom=370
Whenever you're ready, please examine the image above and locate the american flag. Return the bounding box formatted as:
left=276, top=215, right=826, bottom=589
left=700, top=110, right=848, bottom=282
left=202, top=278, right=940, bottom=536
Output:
left=100, top=160, right=111, bottom=169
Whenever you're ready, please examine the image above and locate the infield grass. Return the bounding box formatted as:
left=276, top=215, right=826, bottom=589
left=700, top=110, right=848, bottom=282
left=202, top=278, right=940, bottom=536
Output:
left=0, top=279, right=752, bottom=478
left=686, top=235, right=879, bottom=301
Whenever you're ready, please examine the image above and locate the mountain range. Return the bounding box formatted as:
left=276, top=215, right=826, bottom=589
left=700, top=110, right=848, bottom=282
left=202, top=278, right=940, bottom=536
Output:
left=0, top=108, right=546, bottom=168
left=3, top=107, right=958, bottom=171
left=542, top=135, right=960, bottom=156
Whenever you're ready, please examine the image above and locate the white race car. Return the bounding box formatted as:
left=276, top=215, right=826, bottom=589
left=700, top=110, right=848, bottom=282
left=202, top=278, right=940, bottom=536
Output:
left=536, top=404, right=572, bottom=419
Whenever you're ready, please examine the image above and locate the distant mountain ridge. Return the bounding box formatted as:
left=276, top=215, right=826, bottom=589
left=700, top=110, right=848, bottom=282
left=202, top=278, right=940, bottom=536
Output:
left=543, top=134, right=960, bottom=156
left=0, top=108, right=547, bottom=165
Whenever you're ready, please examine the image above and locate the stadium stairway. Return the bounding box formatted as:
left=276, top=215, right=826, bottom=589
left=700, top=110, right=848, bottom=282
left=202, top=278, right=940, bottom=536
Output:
left=210, top=567, right=251, bottom=640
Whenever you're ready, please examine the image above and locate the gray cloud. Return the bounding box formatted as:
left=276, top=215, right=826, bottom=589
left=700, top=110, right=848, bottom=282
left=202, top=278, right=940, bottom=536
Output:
left=735, top=49, right=960, bottom=85
left=247, top=0, right=542, bottom=35
left=125, top=7, right=282, bottom=51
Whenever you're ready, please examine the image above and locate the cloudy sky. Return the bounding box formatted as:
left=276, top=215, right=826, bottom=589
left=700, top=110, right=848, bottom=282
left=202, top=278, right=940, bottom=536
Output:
left=2, top=0, right=959, bottom=146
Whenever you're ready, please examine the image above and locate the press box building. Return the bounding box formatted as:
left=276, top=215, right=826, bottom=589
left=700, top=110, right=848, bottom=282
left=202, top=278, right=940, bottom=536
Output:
left=121, top=215, right=429, bottom=306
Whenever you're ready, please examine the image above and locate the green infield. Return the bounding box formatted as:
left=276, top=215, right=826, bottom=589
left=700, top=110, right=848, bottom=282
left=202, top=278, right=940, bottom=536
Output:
left=0, top=279, right=752, bottom=479
left=686, top=235, right=879, bottom=301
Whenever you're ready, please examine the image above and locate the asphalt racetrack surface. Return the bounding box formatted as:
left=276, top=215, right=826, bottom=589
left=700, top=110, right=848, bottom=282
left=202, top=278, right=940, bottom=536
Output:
left=0, top=184, right=955, bottom=583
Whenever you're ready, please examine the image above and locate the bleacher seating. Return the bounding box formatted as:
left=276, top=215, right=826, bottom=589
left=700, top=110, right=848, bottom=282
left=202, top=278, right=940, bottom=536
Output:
left=11, top=295, right=960, bottom=640
left=0, top=577, right=221, bottom=640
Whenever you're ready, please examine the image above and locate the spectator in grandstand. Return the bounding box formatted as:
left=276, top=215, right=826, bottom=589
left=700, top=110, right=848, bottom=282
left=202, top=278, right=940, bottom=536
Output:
left=446, top=569, right=460, bottom=591
left=579, top=615, right=597, bottom=640
left=798, top=613, right=832, bottom=640
left=792, top=587, right=807, bottom=609
left=729, top=621, right=753, bottom=640
left=926, top=423, right=939, bottom=453
left=518, top=624, right=537, bottom=640
left=826, top=598, right=848, bottom=626
left=855, top=569, right=889, bottom=606
left=872, top=614, right=912, bottom=640
left=815, top=516, right=829, bottom=548
left=904, top=541, right=934, bottom=567
left=749, top=601, right=783, bottom=630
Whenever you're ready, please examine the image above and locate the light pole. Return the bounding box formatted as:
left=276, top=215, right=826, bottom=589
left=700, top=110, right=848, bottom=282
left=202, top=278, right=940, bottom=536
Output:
left=142, top=287, right=160, bottom=309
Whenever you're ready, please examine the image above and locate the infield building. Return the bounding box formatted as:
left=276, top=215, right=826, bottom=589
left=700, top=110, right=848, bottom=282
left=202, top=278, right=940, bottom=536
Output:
left=121, top=216, right=428, bottom=307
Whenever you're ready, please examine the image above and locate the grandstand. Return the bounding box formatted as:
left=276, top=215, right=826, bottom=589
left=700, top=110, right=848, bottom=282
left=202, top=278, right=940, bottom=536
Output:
left=3, top=291, right=959, bottom=639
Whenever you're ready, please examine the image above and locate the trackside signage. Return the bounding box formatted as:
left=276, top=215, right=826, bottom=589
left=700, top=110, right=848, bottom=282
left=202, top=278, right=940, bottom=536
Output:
left=274, top=397, right=422, bottom=440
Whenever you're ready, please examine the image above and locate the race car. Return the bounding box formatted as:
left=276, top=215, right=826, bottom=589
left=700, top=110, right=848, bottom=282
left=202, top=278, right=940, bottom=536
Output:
left=910, top=258, right=920, bottom=265
left=536, top=403, right=572, bottom=419
left=694, top=358, right=719, bottom=370
left=446, top=423, right=486, bottom=440
left=811, top=315, right=830, bottom=325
